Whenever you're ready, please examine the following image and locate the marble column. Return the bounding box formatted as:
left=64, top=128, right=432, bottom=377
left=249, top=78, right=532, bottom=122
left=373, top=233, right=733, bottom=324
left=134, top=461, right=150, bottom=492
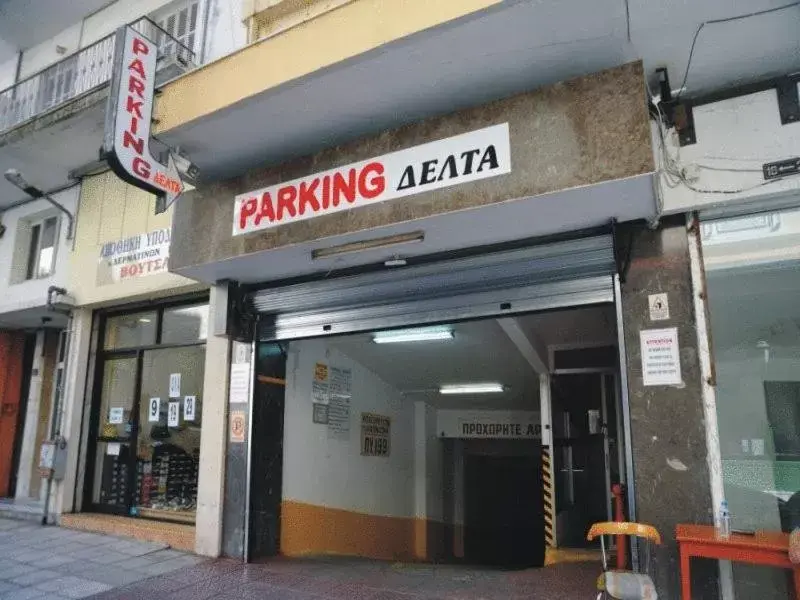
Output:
left=618, top=215, right=718, bottom=599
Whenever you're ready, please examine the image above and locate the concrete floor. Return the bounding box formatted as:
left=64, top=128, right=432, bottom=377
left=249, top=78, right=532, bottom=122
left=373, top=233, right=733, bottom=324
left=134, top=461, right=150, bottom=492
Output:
left=91, top=555, right=601, bottom=599
left=0, top=518, right=203, bottom=599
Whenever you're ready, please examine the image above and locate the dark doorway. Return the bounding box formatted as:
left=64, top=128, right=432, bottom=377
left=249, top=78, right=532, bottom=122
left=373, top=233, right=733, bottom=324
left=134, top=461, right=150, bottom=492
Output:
left=7, top=333, right=37, bottom=498
left=248, top=342, right=287, bottom=559
left=464, top=454, right=544, bottom=568
left=552, top=374, right=613, bottom=547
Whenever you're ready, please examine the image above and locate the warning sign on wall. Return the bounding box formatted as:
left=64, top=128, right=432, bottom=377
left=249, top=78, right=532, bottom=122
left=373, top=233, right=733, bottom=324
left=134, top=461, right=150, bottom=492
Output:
left=361, top=413, right=390, bottom=457
left=230, top=410, right=246, bottom=443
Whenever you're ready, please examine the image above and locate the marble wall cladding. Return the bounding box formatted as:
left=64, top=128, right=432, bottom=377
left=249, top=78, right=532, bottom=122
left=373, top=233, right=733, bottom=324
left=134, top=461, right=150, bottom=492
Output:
left=170, top=61, right=654, bottom=272
left=619, top=216, right=717, bottom=600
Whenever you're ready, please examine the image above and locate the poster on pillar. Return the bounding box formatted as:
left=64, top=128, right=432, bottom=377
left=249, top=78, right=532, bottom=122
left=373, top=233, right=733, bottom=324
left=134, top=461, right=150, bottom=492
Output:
left=640, top=327, right=682, bottom=386
left=97, top=228, right=171, bottom=285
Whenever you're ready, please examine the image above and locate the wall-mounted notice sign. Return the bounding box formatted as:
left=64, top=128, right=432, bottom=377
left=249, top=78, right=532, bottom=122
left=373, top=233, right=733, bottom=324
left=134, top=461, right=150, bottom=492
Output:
left=361, top=413, right=391, bottom=457
left=230, top=410, right=246, bottom=443
left=640, top=327, right=682, bottom=386
left=108, top=407, right=124, bottom=425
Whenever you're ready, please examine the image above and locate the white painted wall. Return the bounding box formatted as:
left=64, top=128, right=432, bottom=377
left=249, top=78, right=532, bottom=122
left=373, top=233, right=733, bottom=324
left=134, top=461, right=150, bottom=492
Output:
left=283, top=339, right=415, bottom=518
left=659, top=85, right=800, bottom=215
left=0, top=187, right=76, bottom=318
left=18, top=23, right=82, bottom=79
left=203, top=0, right=246, bottom=63
left=16, top=0, right=247, bottom=82
left=413, top=402, right=444, bottom=523
left=0, top=55, right=18, bottom=90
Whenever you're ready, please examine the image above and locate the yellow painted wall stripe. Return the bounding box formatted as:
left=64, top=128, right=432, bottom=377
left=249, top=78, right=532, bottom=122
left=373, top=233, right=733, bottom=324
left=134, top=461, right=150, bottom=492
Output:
left=156, top=0, right=501, bottom=133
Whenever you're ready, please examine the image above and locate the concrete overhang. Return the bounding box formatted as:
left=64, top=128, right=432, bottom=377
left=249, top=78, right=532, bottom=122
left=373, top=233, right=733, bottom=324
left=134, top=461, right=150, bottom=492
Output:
left=0, top=88, right=108, bottom=208
left=174, top=172, right=657, bottom=285
left=154, top=0, right=638, bottom=182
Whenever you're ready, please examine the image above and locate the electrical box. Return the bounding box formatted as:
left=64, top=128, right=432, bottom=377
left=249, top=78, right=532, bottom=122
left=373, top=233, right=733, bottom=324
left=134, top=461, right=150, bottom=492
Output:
left=39, top=437, right=67, bottom=480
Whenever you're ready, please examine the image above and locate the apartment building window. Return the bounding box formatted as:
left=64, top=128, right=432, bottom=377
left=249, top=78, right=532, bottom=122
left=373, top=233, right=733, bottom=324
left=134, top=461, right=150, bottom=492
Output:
left=26, top=216, right=59, bottom=280
left=154, top=0, right=200, bottom=56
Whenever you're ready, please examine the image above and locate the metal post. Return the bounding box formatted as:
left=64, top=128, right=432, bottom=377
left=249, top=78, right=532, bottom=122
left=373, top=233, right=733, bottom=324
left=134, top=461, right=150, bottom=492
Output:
left=614, top=273, right=639, bottom=569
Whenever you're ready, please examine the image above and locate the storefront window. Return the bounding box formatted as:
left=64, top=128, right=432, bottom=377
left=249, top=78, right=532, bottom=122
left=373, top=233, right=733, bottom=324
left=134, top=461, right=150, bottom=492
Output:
left=91, top=301, right=208, bottom=523
left=104, top=311, right=157, bottom=349
left=161, top=303, right=208, bottom=344
left=702, top=207, right=800, bottom=598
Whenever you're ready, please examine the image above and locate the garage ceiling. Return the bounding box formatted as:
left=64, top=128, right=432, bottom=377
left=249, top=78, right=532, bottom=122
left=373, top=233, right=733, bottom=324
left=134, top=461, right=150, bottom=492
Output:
left=323, top=306, right=617, bottom=410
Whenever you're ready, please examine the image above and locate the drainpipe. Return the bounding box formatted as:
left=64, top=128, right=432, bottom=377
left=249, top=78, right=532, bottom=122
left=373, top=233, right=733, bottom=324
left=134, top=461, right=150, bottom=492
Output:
left=42, top=287, right=73, bottom=525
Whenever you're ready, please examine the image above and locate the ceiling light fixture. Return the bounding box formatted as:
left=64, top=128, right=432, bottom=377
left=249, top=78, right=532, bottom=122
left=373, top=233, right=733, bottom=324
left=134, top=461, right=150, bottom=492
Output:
left=439, top=383, right=505, bottom=395
left=373, top=325, right=454, bottom=344
left=311, top=231, right=424, bottom=260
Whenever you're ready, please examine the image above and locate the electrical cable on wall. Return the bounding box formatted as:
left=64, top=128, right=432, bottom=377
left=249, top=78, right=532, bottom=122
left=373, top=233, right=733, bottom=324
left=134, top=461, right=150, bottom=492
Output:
left=649, top=92, right=791, bottom=195
left=677, top=1, right=800, bottom=100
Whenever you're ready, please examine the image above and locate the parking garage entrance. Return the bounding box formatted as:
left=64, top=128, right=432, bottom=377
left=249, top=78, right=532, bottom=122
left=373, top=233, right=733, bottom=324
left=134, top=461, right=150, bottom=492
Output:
left=241, top=235, right=631, bottom=567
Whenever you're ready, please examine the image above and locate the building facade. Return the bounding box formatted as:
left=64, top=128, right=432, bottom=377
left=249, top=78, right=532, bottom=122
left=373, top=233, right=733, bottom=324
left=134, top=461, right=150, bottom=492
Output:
left=0, top=0, right=245, bottom=541
left=1, top=2, right=799, bottom=600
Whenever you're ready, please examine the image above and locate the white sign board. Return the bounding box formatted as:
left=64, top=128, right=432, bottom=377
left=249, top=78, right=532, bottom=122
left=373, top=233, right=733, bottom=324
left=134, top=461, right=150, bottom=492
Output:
left=108, top=407, right=124, bottom=425
left=648, top=293, right=670, bottom=321
left=184, top=395, right=196, bottom=421
left=169, top=373, right=181, bottom=398
left=167, top=401, right=180, bottom=427
left=148, top=397, right=161, bottom=422
left=229, top=363, right=251, bottom=404
left=327, top=366, right=352, bottom=441
left=640, top=328, right=682, bottom=386
left=98, top=228, right=171, bottom=284
left=437, top=410, right=541, bottom=439
left=104, top=26, right=183, bottom=207
left=233, top=123, right=511, bottom=236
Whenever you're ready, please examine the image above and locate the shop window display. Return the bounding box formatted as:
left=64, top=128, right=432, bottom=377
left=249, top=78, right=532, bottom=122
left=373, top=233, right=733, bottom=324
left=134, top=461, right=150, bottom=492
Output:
left=90, top=301, right=207, bottom=523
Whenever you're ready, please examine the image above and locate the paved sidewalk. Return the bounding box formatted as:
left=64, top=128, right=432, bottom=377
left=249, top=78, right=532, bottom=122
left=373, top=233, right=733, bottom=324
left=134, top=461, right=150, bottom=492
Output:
left=92, top=555, right=599, bottom=599
left=0, top=518, right=204, bottom=599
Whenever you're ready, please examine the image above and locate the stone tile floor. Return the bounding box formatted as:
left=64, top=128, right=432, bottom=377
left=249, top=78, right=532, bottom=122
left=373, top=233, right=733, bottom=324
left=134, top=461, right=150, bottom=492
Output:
left=92, top=555, right=600, bottom=599
left=2, top=517, right=601, bottom=599
left=0, top=517, right=203, bottom=599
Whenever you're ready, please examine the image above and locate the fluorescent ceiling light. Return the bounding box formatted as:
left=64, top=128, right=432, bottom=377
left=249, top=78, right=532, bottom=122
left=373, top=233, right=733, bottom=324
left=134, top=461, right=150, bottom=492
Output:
left=373, top=325, right=453, bottom=344
left=439, top=383, right=505, bottom=395
left=138, top=318, right=152, bottom=323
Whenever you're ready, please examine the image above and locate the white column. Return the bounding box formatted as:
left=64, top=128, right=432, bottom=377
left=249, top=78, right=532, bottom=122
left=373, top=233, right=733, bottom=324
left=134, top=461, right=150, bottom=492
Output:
left=195, top=284, right=231, bottom=557
left=15, top=330, right=45, bottom=501
left=53, top=308, right=92, bottom=519
left=413, top=401, right=427, bottom=520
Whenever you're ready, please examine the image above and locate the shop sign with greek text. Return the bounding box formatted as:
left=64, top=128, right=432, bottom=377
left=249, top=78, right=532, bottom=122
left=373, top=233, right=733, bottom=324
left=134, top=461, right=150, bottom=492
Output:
left=233, top=123, right=511, bottom=236
left=97, top=228, right=170, bottom=284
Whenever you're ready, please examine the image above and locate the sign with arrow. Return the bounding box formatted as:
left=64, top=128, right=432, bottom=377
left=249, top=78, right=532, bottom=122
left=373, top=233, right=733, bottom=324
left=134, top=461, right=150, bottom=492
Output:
left=104, top=25, right=183, bottom=212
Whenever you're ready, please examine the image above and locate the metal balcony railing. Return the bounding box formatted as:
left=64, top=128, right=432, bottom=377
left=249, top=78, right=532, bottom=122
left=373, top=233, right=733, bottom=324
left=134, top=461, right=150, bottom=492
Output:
left=0, top=17, right=195, bottom=136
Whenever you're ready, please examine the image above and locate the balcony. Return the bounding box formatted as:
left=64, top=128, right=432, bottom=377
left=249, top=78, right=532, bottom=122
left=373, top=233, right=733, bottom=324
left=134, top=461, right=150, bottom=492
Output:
left=0, top=17, right=195, bottom=208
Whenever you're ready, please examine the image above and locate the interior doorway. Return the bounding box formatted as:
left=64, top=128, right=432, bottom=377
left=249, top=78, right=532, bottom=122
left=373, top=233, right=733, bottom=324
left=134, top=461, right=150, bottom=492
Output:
left=551, top=371, right=621, bottom=548
left=464, top=452, right=543, bottom=567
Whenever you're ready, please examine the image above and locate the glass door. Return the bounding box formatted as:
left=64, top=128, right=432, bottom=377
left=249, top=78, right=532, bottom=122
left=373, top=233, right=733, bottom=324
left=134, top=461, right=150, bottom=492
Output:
left=91, top=353, right=140, bottom=514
